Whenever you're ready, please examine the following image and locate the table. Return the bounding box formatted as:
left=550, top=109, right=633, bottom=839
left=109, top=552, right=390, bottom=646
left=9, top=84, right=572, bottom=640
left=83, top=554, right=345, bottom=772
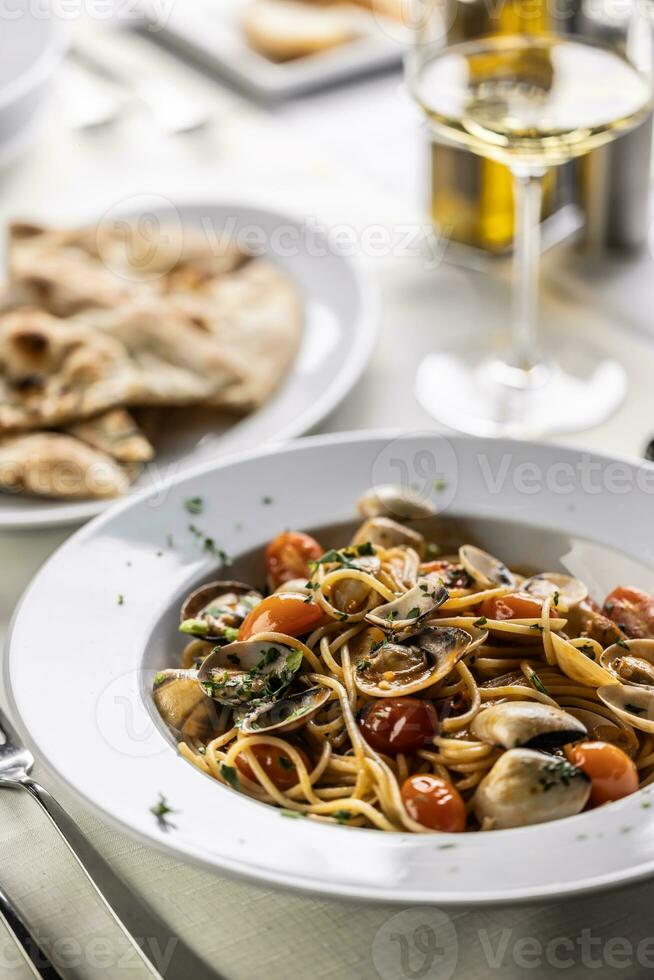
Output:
left=3, top=23, right=654, bottom=980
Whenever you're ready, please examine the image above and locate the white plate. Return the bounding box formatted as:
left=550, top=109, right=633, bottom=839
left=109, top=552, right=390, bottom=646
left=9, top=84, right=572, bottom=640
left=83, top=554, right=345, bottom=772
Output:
left=0, top=201, right=378, bottom=530
left=0, top=1, right=66, bottom=169
left=141, top=0, right=405, bottom=100
left=7, top=432, right=654, bottom=905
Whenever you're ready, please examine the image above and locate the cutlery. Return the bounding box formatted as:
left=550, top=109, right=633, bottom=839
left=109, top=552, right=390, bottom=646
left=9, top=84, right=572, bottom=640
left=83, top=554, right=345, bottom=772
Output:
left=0, top=707, right=219, bottom=980
left=71, top=39, right=211, bottom=135
left=0, top=881, right=63, bottom=979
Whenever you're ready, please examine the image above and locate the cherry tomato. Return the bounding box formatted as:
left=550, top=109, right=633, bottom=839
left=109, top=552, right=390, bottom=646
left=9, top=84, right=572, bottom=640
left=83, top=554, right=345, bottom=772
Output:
left=238, top=593, right=323, bottom=640
left=479, top=591, right=549, bottom=621
left=265, top=531, right=323, bottom=588
left=565, top=740, right=639, bottom=806
left=358, top=697, right=438, bottom=755
left=603, top=587, right=654, bottom=639
left=401, top=774, right=467, bottom=832
left=235, top=743, right=310, bottom=791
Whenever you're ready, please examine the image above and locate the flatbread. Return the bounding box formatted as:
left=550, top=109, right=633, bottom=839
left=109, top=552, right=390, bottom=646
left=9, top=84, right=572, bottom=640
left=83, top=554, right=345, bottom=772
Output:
left=3, top=221, right=249, bottom=316
left=0, top=307, right=240, bottom=432
left=66, top=408, right=154, bottom=464
left=168, top=258, right=303, bottom=410
left=0, top=432, right=131, bottom=499
left=243, top=0, right=361, bottom=61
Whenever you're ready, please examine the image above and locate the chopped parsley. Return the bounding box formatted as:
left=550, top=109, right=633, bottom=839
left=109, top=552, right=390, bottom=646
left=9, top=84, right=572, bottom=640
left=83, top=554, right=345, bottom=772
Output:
left=150, top=793, right=176, bottom=829
left=219, top=764, right=240, bottom=790
left=553, top=590, right=560, bottom=607
left=406, top=607, right=421, bottom=619
left=333, top=809, right=352, bottom=824
left=356, top=542, right=375, bottom=556
left=262, top=496, right=273, bottom=505
left=188, top=524, right=231, bottom=564
left=433, top=478, right=447, bottom=492
left=278, top=757, right=295, bottom=771
left=386, top=610, right=398, bottom=622
left=184, top=497, right=204, bottom=515
left=280, top=809, right=305, bottom=819
left=539, top=758, right=583, bottom=791
left=616, top=638, right=630, bottom=650
left=356, top=659, right=372, bottom=673
left=473, top=616, right=487, bottom=627
left=166, top=533, right=174, bottom=548
left=529, top=671, right=550, bottom=697
left=529, top=623, right=544, bottom=633
left=117, top=594, right=124, bottom=606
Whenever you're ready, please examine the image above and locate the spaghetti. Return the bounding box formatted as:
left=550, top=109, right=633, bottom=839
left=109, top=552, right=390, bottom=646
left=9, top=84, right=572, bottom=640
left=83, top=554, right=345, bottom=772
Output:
left=154, top=489, right=654, bottom=832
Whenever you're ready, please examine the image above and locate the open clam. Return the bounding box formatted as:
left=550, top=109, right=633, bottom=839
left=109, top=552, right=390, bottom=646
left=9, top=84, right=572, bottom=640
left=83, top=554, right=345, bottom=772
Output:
left=353, top=626, right=472, bottom=697
left=197, top=639, right=303, bottom=706
left=522, top=573, right=588, bottom=611
left=459, top=545, right=516, bottom=589
left=350, top=517, right=425, bottom=558
left=550, top=633, right=615, bottom=687
left=600, top=639, right=654, bottom=686
left=180, top=581, right=262, bottom=642
left=152, top=671, right=225, bottom=745
left=240, top=686, right=331, bottom=734
left=598, top=684, right=654, bottom=734
left=365, top=581, right=448, bottom=631
left=471, top=701, right=587, bottom=751
left=328, top=552, right=383, bottom=615
left=356, top=484, right=436, bottom=521
left=473, top=748, right=590, bottom=829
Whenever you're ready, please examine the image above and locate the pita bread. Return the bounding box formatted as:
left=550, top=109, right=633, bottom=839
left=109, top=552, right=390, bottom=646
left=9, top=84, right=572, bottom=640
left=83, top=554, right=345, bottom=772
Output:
left=3, top=221, right=249, bottom=316
left=243, top=0, right=361, bottom=61
left=170, top=259, right=303, bottom=410
left=66, top=409, right=154, bottom=464
left=0, top=432, right=131, bottom=499
left=0, top=308, right=240, bottom=432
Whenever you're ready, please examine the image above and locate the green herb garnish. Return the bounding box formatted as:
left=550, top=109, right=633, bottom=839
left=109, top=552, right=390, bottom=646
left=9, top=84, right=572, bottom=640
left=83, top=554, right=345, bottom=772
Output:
left=220, top=764, right=240, bottom=790
left=184, top=496, right=204, bottom=515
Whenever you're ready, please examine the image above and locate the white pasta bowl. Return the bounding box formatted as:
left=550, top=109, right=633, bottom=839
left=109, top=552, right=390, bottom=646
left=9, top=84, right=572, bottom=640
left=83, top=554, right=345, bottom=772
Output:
left=6, top=432, right=654, bottom=905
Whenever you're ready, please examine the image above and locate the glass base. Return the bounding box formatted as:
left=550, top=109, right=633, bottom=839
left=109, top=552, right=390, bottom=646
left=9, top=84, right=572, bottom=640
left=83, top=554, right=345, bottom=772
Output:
left=415, top=340, right=627, bottom=438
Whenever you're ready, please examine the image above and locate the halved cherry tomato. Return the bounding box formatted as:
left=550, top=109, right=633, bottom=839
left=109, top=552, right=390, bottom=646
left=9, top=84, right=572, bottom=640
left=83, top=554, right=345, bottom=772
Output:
left=358, top=697, right=438, bottom=755
left=238, top=593, right=323, bottom=640
left=235, top=743, right=310, bottom=791
left=401, top=774, right=467, bottom=832
left=603, top=587, right=654, bottom=639
left=565, top=740, right=639, bottom=806
left=265, top=531, right=323, bottom=588
left=479, top=591, right=549, bottom=621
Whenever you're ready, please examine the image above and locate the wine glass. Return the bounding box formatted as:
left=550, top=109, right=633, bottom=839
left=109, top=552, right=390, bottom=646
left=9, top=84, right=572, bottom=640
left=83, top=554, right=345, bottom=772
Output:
left=408, top=13, right=652, bottom=437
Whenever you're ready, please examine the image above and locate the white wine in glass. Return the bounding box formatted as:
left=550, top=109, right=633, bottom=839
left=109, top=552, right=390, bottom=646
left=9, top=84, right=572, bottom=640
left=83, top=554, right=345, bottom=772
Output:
left=409, top=32, right=652, bottom=436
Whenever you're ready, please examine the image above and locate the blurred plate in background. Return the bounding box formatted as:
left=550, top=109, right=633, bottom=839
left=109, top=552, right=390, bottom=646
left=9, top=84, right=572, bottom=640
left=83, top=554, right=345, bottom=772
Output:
left=140, top=0, right=406, bottom=100
left=0, top=0, right=66, bottom=169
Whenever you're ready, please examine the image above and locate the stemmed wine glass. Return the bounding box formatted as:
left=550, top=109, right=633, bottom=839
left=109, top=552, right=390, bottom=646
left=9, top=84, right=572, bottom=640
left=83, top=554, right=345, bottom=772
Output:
left=408, top=10, right=652, bottom=437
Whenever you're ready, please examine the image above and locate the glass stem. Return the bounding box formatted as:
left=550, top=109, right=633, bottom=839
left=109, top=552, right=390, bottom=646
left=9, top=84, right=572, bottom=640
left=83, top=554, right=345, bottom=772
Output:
left=510, top=166, right=547, bottom=379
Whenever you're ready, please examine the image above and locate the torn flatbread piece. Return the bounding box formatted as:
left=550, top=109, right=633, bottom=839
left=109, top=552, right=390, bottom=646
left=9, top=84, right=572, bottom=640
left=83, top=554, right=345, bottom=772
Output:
left=66, top=408, right=154, bottom=464
left=3, top=220, right=249, bottom=315
left=0, top=432, right=131, bottom=499
left=170, top=258, right=303, bottom=410
left=0, top=308, right=239, bottom=432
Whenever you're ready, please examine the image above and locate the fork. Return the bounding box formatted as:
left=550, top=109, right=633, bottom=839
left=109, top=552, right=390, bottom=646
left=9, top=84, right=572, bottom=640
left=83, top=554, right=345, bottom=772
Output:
left=0, top=707, right=217, bottom=980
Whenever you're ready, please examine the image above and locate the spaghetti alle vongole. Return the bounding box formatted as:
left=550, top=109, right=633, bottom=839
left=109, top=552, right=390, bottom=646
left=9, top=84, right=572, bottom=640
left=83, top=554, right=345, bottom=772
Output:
left=153, top=484, right=654, bottom=833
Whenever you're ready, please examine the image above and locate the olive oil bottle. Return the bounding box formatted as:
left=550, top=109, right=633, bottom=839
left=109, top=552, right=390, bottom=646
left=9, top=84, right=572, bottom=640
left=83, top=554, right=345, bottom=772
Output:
left=427, top=0, right=577, bottom=253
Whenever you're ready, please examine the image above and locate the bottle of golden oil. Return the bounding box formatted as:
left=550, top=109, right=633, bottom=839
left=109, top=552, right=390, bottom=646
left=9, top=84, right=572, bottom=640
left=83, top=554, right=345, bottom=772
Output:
left=427, top=0, right=579, bottom=253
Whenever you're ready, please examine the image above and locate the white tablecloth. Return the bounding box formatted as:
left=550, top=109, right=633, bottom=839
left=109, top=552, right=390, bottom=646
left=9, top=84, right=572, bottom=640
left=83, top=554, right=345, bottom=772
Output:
left=2, top=23, right=654, bottom=980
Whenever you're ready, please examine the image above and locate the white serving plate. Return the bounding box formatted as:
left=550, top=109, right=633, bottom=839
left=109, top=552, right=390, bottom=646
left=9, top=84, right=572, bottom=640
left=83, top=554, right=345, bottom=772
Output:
left=141, top=0, right=405, bottom=100
left=0, top=0, right=66, bottom=170
left=7, top=432, right=654, bottom=905
left=0, top=201, right=378, bottom=530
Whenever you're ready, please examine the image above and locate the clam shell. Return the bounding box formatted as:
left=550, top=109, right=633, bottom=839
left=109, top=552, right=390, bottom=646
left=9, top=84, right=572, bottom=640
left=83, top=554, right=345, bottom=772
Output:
left=197, top=639, right=303, bottom=706
left=353, top=626, right=472, bottom=697
left=350, top=517, right=425, bottom=557
left=598, top=683, right=654, bottom=734
left=365, top=581, right=448, bottom=630
left=356, top=484, right=436, bottom=520
left=240, top=686, right=331, bottom=734
left=459, top=545, right=516, bottom=589
left=473, top=748, right=590, bottom=829
left=522, top=573, right=588, bottom=611
left=600, top=639, right=654, bottom=686
left=471, top=701, right=586, bottom=750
